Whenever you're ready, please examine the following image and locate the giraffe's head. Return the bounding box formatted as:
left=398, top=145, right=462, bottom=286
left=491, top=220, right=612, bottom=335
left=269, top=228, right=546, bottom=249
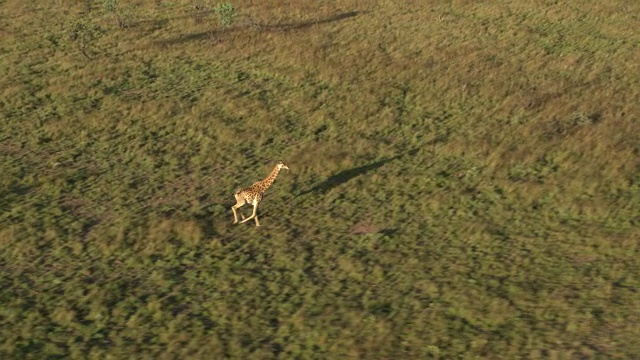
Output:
left=277, top=160, right=289, bottom=171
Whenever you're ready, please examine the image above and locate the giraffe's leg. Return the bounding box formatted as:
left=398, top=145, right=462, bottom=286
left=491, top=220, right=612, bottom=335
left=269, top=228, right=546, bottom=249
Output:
left=240, top=201, right=259, bottom=225
left=231, top=204, right=240, bottom=224
left=231, top=195, right=245, bottom=224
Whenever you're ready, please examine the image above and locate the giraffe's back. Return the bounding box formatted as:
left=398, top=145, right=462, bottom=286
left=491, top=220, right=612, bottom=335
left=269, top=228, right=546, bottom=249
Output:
left=235, top=184, right=263, bottom=204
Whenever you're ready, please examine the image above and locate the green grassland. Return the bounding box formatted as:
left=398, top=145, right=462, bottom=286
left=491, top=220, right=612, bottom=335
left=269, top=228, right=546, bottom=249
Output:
left=1, top=0, right=639, bottom=358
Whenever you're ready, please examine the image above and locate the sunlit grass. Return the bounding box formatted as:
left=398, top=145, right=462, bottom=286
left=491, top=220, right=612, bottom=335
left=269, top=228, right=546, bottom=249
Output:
left=1, top=0, right=639, bottom=358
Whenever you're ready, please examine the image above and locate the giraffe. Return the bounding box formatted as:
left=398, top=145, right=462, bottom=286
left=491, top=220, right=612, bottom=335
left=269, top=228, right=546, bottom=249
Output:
left=231, top=160, right=289, bottom=226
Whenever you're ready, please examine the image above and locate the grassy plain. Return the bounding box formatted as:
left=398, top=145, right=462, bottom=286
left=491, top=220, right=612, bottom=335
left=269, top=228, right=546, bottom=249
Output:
left=1, top=0, right=639, bottom=358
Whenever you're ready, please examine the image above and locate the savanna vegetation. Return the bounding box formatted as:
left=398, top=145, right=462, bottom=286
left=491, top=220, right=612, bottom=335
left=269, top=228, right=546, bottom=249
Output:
left=1, top=0, right=639, bottom=358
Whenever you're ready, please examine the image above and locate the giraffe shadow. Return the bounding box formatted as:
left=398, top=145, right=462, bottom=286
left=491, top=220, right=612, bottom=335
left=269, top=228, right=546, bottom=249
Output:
left=299, top=148, right=419, bottom=196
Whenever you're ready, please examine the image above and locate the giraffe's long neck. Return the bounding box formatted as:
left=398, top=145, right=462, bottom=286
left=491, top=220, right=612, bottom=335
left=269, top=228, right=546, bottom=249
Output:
left=257, top=165, right=281, bottom=192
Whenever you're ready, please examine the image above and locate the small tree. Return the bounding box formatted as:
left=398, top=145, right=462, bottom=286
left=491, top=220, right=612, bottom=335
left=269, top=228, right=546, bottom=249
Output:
left=67, top=19, right=105, bottom=59
left=103, top=0, right=118, bottom=13
left=193, top=0, right=208, bottom=23
left=104, top=0, right=132, bottom=28
left=215, top=3, right=237, bottom=31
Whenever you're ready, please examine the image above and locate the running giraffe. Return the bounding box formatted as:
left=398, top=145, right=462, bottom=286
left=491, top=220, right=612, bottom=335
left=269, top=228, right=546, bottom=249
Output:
left=231, top=160, right=289, bottom=226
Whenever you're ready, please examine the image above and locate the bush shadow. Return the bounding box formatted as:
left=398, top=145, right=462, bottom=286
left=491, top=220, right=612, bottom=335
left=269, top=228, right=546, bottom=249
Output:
left=155, top=10, right=364, bottom=47
left=264, top=10, right=363, bottom=32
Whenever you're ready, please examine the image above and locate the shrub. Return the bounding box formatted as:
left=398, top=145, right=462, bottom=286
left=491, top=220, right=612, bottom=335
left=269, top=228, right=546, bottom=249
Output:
left=66, top=19, right=105, bottom=59
left=215, top=2, right=237, bottom=31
